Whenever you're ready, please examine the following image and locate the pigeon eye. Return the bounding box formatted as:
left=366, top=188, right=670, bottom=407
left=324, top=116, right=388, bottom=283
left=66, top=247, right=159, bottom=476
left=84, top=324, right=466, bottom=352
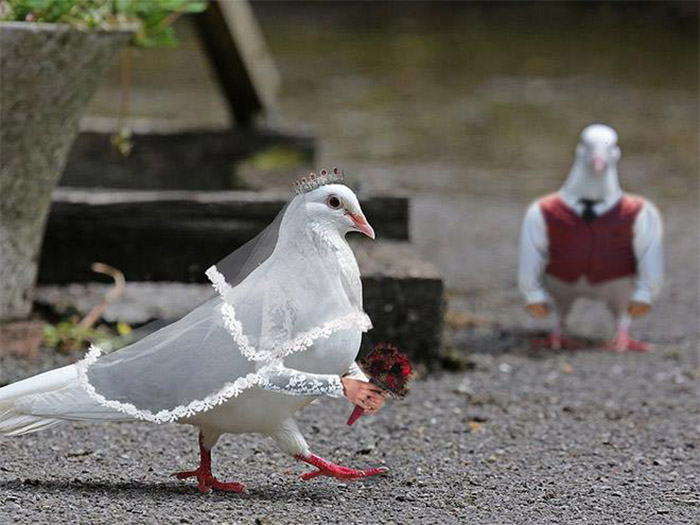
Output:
left=327, top=195, right=342, bottom=209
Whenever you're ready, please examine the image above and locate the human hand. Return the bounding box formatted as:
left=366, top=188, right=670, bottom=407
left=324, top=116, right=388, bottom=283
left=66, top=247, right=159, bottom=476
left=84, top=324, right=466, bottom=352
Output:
left=526, top=302, right=550, bottom=319
left=628, top=301, right=651, bottom=318
left=341, top=377, right=385, bottom=414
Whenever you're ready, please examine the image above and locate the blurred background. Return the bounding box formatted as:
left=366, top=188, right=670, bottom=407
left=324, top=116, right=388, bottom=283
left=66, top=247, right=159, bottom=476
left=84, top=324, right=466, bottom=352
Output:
left=76, top=1, right=698, bottom=353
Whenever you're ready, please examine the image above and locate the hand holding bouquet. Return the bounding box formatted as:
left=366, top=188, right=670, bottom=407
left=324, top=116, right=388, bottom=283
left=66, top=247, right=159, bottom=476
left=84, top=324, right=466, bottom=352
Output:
left=346, top=343, right=413, bottom=426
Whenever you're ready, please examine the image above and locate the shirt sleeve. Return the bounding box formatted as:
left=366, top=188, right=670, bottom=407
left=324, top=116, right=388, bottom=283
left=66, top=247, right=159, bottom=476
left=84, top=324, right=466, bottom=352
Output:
left=518, top=202, right=550, bottom=304
left=631, top=201, right=664, bottom=304
left=344, top=361, right=369, bottom=382
left=257, top=361, right=344, bottom=398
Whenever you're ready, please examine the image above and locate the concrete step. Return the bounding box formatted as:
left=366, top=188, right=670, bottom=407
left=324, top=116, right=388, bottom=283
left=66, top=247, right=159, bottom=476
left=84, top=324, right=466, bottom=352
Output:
left=40, top=188, right=409, bottom=283
left=62, top=127, right=315, bottom=190
left=354, top=241, right=444, bottom=363
left=36, top=241, right=443, bottom=364
left=39, top=187, right=441, bottom=362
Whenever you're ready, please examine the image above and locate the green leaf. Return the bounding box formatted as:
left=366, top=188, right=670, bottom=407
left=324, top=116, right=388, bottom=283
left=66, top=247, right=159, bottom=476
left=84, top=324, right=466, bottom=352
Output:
left=1, top=0, right=209, bottom=47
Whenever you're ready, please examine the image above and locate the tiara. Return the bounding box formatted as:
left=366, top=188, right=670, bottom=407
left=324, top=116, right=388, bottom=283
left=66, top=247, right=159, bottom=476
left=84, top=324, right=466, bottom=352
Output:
left=292, top=167, right=344, bottom=194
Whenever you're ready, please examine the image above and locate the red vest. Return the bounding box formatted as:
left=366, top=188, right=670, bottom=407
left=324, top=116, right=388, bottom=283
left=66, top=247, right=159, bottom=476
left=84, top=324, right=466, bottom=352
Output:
left=540, top=193, right=643, bottom=284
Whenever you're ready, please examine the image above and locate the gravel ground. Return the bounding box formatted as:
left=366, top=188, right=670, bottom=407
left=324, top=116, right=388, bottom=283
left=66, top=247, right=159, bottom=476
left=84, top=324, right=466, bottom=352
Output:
left=1, top=333, right=697, bottom=524
left=3, top=5, right=697, bottom=523
left=3, top=196, right=697, bottom=525
left=1, top=195, right=698, bottom=524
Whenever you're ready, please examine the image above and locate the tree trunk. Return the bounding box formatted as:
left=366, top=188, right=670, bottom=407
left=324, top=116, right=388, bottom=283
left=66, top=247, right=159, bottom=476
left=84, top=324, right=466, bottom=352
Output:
left=0, top=23, right=130, bottom=321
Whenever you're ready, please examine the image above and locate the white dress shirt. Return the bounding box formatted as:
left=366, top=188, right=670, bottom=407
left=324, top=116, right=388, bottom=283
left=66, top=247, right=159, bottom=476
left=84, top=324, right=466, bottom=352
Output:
left=518, top=191, right=664, bottom=305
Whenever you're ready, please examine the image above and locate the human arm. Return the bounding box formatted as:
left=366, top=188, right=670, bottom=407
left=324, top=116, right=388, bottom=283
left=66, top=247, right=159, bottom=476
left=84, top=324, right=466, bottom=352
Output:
left=257, top=361, right=385, bottom=412
left=258, top=361, right=345, bottom=398
left=518, top=202, right=551, bottom=316
left=630, top=201, right=664, bottom=315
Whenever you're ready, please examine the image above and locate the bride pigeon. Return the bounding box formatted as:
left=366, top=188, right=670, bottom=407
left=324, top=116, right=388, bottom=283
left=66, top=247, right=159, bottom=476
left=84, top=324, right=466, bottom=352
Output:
left=0, top=168, right=389, bottom=492
left=518, top=124, right=664, bottom=351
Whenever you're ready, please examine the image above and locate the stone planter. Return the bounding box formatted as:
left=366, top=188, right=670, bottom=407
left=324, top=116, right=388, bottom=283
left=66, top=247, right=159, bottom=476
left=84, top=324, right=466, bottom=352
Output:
left=0, top=22, right=131, bottom=321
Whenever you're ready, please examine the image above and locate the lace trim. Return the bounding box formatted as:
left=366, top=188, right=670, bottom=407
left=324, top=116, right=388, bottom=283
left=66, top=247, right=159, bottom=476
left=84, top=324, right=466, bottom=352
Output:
left=76, top=345, right=264, bottom=424
left=208, top=264, right=372, bottom=362
left=221, top=302, right=371, bottom=361
left=76, top=345, right=347, bottom=423
left=256, top=363, right=345, bottom=398
left=205, top=265, right=235, bottom=304
left=75, top=263, right=372, bottom=423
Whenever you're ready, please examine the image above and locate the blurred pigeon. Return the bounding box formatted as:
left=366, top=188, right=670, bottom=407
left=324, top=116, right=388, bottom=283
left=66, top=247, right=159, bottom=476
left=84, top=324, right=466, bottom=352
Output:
left=519, top=124, right=663, bottom=351
left=0, top=170, right=388, bottom=492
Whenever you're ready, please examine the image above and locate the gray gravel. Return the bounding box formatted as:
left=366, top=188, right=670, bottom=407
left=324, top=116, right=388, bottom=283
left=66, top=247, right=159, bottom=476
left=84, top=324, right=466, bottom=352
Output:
left=2, top=6, right=698, bottom=522
left=1, top=193, right=698, bottom=524
left=3, top=176, right=698, bottom=525
left=1, top=335, right=697, bottom=524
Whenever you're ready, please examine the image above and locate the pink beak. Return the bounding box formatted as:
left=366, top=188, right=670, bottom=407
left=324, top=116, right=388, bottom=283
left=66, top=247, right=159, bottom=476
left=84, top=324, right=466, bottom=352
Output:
left=347, top=212, right=375, bottom=239
left=592, top=155, right=606, bottom=175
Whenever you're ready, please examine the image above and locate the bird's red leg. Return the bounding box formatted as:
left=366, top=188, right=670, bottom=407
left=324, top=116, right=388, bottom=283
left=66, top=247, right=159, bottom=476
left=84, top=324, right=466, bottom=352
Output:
left=172, top=432, right=246, bottom=493
left=530, top=315, right=583, bottom=350
left=530, top=333, right=582, bottom=350
left=295, top=453, right=388, bottom=481
left=605, top=327, right=651, bottom=352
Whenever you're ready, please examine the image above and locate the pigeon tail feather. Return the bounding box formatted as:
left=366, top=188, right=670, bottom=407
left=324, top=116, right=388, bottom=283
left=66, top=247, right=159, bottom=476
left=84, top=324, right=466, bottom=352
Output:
left=0, top=364, right=132, bottom=436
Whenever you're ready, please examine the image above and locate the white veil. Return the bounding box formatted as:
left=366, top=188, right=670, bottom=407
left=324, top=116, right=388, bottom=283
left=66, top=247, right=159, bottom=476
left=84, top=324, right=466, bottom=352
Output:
left=76, top=190, right=372, bottom=423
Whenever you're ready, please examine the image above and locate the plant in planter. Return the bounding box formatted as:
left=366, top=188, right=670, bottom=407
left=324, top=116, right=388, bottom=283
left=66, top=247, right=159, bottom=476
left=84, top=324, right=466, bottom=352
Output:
left=0, top=0, right=206, bottom=324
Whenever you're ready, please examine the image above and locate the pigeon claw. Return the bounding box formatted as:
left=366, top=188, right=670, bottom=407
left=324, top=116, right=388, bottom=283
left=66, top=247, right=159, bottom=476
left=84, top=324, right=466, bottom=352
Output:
left=295, top=453, right=388, bottom=482
left=300, top=466, right=388, bottom=481
left=604, top=336, right=651, bottom=352
left=530, top=334, right=582, bottom=350
left=172, top=468, right=246, bottom=494
left=174, top=431, right=246, bottom=493
left=205, top=477, right=247, bottom=493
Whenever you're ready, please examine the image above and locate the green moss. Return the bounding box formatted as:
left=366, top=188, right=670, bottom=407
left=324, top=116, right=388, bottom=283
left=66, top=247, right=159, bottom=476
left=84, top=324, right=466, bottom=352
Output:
left=246, top=147, right=307, bottom=171
left=1, top=0, right=207, bottom=47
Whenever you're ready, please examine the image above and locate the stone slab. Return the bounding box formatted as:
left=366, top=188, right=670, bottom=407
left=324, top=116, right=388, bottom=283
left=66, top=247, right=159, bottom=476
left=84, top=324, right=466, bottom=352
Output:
left=36, top=241, right=443, bottom=363
left=39, top=188, right=409, bottom=283
left=61, top=127, right=315, bottom=190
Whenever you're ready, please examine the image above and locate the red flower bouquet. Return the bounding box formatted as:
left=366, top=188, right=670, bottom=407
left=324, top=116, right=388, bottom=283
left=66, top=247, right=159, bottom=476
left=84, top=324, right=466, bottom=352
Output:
left=346, top=343, right=413, bottom=426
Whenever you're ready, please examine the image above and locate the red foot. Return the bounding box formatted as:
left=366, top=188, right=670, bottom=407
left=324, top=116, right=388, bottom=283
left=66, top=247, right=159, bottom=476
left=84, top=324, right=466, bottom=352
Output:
left=530, top=334, right=582, bottom=350
left=173, top=467, right=246, bottom=493
left=295, top=453, right=388, bottom=481
left=604, top=336, right=651, bottom=352
left=173, top=432, right=246, bottom=493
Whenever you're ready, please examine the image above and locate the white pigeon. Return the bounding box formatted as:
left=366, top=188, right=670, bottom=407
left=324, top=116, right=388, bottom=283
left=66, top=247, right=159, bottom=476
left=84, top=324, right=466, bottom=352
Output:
left=518, top=124, right=664, bottom=351
left=0, top=172, right=389, bottom=492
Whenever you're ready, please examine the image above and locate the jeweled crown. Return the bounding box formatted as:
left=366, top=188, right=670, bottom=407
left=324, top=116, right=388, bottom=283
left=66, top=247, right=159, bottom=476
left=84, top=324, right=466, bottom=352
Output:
left=292, top=167, right=344, bottom=194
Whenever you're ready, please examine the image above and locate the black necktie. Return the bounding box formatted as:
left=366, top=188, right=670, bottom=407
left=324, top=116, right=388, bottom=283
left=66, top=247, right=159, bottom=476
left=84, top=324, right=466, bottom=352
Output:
left=579, top=199, right=599, bottom=224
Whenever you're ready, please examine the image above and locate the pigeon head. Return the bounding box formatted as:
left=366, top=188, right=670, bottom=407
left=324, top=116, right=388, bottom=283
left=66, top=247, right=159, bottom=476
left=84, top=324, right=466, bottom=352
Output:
left=576, top=124, right=620, bottom=176
left=303, top=184, right=375, bottom=239
left=562, top=123, right=623, bottom=201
